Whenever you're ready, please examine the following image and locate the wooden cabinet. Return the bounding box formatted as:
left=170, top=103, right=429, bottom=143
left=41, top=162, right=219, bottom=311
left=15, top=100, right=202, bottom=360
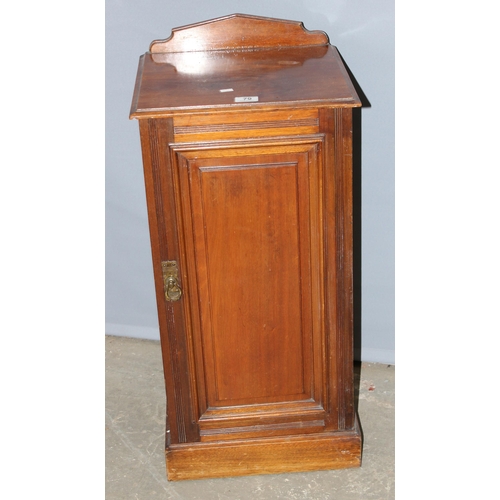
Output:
left=130, top=14, right=362, bottom=480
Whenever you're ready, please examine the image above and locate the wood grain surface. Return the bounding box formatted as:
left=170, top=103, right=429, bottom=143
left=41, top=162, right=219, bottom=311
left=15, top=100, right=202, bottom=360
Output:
left=149, top=14, right=329, bottom=53
left=167, top=420, right=362, bottom=480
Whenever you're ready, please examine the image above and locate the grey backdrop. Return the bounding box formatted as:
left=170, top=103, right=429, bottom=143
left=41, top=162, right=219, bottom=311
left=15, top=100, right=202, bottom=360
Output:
left=105, top=0, right=395, bottom=364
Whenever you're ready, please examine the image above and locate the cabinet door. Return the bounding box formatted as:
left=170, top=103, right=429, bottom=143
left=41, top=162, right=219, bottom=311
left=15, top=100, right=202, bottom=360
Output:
left=170, top=139, right=334, bottom=441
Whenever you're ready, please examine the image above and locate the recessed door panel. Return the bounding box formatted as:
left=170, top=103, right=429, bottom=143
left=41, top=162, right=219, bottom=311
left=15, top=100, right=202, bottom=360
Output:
left=173, top=141, right=325, bottom=434
left=200, top=162, right=305, bottom=402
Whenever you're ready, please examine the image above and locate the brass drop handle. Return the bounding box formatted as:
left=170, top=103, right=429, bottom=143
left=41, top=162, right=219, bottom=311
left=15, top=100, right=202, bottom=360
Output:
left=165, top=275, right=182, bottom=301
left=162, top=260, right=182, bottom=302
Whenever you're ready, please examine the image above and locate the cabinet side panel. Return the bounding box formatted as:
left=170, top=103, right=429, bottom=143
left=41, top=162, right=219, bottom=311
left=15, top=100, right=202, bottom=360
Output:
left=334, top=108, right=355, bottom=430
left=319, top=108, right=338, bottom=429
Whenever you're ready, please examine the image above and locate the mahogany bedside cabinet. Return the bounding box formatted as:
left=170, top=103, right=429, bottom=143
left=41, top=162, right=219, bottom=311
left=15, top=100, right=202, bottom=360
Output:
left=130, top=13, right=362, bottom=480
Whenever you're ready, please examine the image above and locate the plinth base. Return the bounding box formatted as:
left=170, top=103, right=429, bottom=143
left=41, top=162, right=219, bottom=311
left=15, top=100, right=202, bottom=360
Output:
left=166, top=416, right=362, bottom=481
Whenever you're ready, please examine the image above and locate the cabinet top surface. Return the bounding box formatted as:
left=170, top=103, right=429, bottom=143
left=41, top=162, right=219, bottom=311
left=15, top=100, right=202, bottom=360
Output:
left=130, top=15, right=361, bottom=118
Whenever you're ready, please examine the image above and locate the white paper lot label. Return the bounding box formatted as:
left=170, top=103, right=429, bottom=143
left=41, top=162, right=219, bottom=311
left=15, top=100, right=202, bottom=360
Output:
left=234, top=96, right=259, bottom=102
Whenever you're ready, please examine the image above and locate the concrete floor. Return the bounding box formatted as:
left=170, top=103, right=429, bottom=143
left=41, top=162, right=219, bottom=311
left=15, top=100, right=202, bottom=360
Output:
left=106, top=336, right=394, bottom=499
